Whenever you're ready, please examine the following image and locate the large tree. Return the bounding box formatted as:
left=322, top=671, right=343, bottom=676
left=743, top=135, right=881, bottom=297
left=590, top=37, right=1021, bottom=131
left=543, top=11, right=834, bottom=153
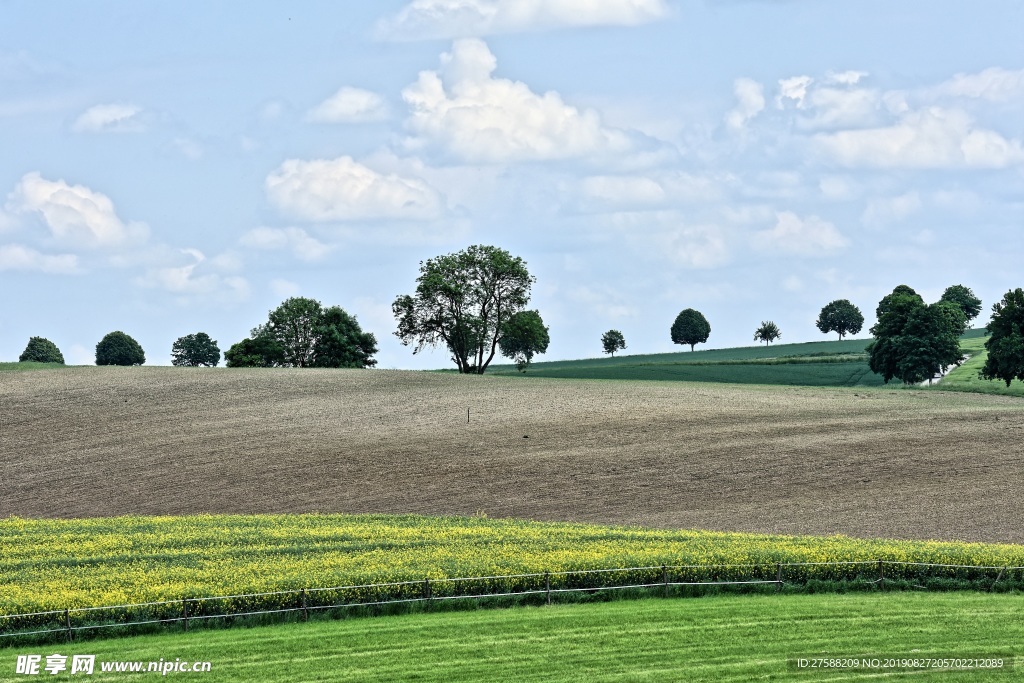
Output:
left=237, top=297, right=377, bottom=368
left=498, top=310, right=549, bottom=372
left=96, top=331, right=145, bottom=366
left=393, top=245, right=535, bottom=374
left=671, top=308, right=710, bottom=352
left=981, top=288, right=1024, bottom=386
left=19, top=336, right=64, bottom=364
left=754, top=321, right=780, bottom=345
left=171, top=332, right=221, bottom=367
left=815, top=299, right=864, bottom=340
left=601, top=329, right=626, bottom=357
left=940, top=284, right=982, bottom=327
left=867, top=286, right=964, bottom=384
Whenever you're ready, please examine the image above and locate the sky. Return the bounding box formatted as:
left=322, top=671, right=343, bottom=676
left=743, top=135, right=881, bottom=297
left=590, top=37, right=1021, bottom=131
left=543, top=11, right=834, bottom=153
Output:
left=1, top=0, right=1022, bottom=369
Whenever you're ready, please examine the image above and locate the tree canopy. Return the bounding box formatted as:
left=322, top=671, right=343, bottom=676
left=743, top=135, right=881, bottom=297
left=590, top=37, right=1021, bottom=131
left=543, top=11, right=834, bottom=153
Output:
left=671, top=309, right=710, bottom=352
left=393, top=245, right=535, bottom=374
left=981, top=288, right=1024, bottom=387
left=940, top=284, right=983, bottom=326
left=236, top=297, right=377, bottom=368
left=754, top=321, right=780, bottom=345
left=171, top=332, right=221, bottom=367
left=498, top=310, right=549, bottom=372
left=815, top=299, right=864, bottom=340
left=96, top=331, right=146, bottom=366
left=19, top=336, right=64, bottom=364
left=867, top=286, right=964, bottom=384
left=601, top=330, right=626, bottom=357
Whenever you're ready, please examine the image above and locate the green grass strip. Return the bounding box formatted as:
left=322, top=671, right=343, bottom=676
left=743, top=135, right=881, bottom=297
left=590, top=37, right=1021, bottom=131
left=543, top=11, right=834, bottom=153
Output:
left=2, top=593, right=1019, bottom=681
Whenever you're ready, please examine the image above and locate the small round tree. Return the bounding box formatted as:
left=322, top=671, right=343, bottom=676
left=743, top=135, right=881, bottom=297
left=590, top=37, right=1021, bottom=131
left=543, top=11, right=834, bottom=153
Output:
left=981, top=288, right=1024, bottom=387
left=816, top=299, right=864, bottom=340
left=940, top=284, right=982, bottom=327
left=171, top=332, right=221, bottom=367
left=754, top=321, right=781, bottom=345
left=671, top=309, right=710, bottom=352
left=601, top=330, right=626, bottom=357
left=498, top=310, right=549, bottom=372
left=19, top=336, right=65, bottom=364
left=95, top=331, right=146, bottom=366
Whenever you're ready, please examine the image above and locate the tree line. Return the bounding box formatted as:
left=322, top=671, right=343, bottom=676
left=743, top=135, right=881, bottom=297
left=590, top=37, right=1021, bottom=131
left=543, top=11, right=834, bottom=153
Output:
left=12, top=244, right=1024, bottom=387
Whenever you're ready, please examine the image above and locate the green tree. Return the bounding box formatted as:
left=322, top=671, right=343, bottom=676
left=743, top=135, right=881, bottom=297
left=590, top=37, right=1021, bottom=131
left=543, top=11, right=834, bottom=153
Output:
left=754, top=321, right=781, bottom=345
left=601, top=330, right=626, bottom=357
left=815, top=299, right=864, bottom=340
left=171, top=332, right=221, bottom=367
left=940, top=284, right=982, bottom=327
left=311, top=306, right=378, bottom=368
left=671, top=309, right=710, bottom=352
left=18, top=337, right=65, bottom=364
left=867, top=286, right=963, bottom=384
left=95, top=331, right=145, bottom=366
left=981, top=288, right=1024, bottom=386
left=393, top=245, right=535, bottom=374
left=498, top=310, right=549, bottom=372
left=224, top=336, right=284, bottom=368
left=252, top=297, right=323, bottom=367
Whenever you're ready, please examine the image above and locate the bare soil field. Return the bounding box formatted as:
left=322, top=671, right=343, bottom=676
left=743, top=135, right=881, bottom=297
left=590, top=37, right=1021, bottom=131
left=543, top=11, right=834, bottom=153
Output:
left=1, top=367, right=1022, bottom=542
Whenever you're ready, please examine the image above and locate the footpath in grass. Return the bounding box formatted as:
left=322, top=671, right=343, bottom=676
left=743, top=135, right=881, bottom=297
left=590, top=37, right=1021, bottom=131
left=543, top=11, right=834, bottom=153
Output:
left=2, top=593, right=1019, bottom=682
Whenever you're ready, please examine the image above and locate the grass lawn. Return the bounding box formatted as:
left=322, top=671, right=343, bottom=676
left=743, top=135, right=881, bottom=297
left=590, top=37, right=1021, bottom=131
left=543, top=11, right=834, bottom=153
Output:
left=3, top=592, right=1019, bottom=682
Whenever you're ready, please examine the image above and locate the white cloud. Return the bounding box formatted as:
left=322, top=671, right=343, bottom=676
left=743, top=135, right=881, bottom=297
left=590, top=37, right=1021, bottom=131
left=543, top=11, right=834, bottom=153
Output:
left=401, top=39, right=637, bottom=164
left=72, top=103, right=144, bottom=133
left=800, top=86, right=881, bottom=130
left=825, top=70, right=868, bottom=86
left=137, top=248, right=249, bottom=301
left=725, top=77, right=765, bottom=129
left=933, top=67, right=1024, bottom=103
left=6, top=172, right=149, bottom=249
left=776, top=75, right=812, bottom=109
left=606, top=210, right=730, bottom=268
left=0, top=243, right=79, bottom=273
left=265, top=156, right=443, bottom=222
left=240, top=227, right=334, bottom=261
left=307, top=87, right=390, bottom=123
left=754, top=211, right=849, bottom=255
left=581, top=175, right=665, bottom=206
left=861, top=192, right=922, bottom=229
left=378, top=0, right=670, bottom=40
left=815, top=107, right=1024, bottom=168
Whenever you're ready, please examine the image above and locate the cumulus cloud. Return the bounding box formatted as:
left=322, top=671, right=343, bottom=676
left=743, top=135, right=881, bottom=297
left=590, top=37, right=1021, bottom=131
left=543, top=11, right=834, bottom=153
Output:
left=606, top=210, right=730, bottom=269
left=136, top=248, right=249, bottom=300
left=580, top=172, right=730, bottom=209
left=378, top=0, right=670, bottom=40
left=776, top=75, right=812, bottom=109
left=933, top=67, right=1024, bottom=103
left=725, top=77, right=765, bottom=129
left=72, top=103, right=145, bottom=133
left=0, top=243, right=79, bottom=273
left=265, top=156, right=443, bottom=222
left=307, top=87, right=390, bottom=123
left=402, top=38, right=639, bottom=163
left=815, top=107, right=1024, bottom=169
left=6, top=172, right=149, bottom=249
left=754, top=211, right=849, bottom=255
left=240, top=227, right=334, bottom=261
left=825, top=70, right=868, bottom=86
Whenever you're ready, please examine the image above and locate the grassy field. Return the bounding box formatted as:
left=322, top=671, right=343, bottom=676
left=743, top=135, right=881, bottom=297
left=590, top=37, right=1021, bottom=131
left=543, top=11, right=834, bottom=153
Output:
left=927, top=331, right=1024, bottom=398
left=2, top=593, right=1019, bottom=682
left=0, top=361, right=65, bottom=373
left=5, top=513, right=1024, bottom=619
left=3, top=365, right=1024, bottom=541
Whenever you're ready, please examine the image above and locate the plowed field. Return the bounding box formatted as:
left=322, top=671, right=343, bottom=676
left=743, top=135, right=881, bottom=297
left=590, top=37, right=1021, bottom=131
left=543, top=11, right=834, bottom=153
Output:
left=2, top=367, right=1022, bottom=542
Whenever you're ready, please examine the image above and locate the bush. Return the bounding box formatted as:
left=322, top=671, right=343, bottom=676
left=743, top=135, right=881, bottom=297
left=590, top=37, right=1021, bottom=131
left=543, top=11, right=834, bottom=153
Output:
left=96, top=331, right=146, bottom=366
left=19, top=337, right=65, bottom=364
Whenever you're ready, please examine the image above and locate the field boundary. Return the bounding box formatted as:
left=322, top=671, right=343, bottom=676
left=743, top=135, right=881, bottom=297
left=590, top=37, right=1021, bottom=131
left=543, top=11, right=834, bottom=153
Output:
left=3, top=560, right=1022, bottom=643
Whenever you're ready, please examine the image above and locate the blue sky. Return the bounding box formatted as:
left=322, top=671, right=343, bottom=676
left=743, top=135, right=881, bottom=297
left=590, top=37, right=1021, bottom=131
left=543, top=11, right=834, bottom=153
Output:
left=1, top=0, right=1022, bottom=368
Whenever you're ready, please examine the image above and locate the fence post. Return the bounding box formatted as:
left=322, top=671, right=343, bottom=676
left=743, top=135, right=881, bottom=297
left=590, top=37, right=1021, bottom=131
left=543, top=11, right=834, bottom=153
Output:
left=662, top=565, right=668, bottom=598
left=301, top=588, right=308, bottom=621
left=776, top=563, right=783, bottom=593
left=64, top=609, right=72, bottom=643
left=182, top=599, right=189, bottom=632
left=545, top=572, right=551, bottom=605
left=424, top=578, right=431, bottom=605
left=878, top=560, right=885, bottom=591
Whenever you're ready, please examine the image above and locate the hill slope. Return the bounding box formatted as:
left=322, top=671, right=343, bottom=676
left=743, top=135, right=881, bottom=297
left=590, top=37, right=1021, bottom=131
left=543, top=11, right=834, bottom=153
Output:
left=2, top=366, right=1023, bottom=542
